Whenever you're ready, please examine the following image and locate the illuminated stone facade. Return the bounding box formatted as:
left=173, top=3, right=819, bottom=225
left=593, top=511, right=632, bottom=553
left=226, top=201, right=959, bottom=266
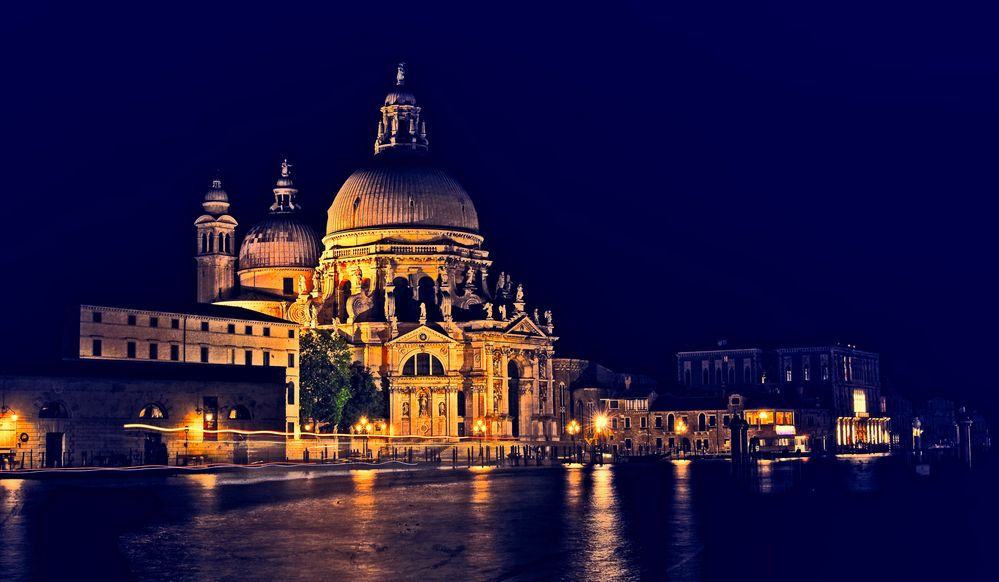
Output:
left=205, top=65, right=559, bottom=439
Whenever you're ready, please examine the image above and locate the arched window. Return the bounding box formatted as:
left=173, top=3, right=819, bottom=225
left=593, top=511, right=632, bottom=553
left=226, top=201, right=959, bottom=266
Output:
left=698, top=413, right=706, bottom=432
left=702, top=369, right=709, bottom=384
left=138, top=403, right=167, bottom=419
left=727, top=367, right=735, bottom=385
left=229, top=405, right=251, bottom=420
left=39, top=402, right=69, bottom=419
left=667, top=413, right=675, bottom=432
left=224, top=233, right=231, bottom=253
left=714, top=368, right=721, bottom=384
left=401, top=353, right=444, bottom=376
left=218, top=233, right=224, bottom=253
left=684, top=369, right=691, bottom=385
left=744, top=366, right=751, bottom=384
left=208, top=234, right=214, bottom=252
left=201, top=233, right=208, bottom=253
left=287, top=382, right=295, bottom=405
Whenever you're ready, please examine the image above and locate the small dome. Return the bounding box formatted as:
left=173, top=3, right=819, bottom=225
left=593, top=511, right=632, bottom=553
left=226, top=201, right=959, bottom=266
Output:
left=239, top=215, right=322, bottom=270
left=385, top=89, right=417, bottom=106
left=327, top=154, right=479, bottom=236
left=202, top=178, right=230, bottom=214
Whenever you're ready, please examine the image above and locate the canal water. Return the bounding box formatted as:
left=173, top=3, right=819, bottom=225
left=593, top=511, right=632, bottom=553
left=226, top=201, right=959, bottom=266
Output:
left=1, top=455, right=995, bottom=581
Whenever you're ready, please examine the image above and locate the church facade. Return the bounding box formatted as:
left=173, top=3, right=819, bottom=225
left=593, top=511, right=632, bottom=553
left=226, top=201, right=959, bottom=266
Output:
left=197, top=65, right=559, bottom=440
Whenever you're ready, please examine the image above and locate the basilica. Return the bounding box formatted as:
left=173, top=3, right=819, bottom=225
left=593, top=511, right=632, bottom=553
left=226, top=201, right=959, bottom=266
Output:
left=195, top=64, right=559, bottom=440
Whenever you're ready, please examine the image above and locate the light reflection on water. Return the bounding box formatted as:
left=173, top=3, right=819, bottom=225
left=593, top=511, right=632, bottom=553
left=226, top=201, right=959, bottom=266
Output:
left=1, top=455, right=983, bottom=581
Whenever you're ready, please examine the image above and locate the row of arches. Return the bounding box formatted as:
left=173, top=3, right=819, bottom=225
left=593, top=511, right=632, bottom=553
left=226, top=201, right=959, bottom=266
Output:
left=199, top=232, right=232, bottom=254
left=35, top=401, right=252, bottom=421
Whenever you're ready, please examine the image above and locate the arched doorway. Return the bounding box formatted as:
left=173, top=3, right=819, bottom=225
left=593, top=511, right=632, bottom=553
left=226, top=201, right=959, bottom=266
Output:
left=508, top=361, right=520, bottom=437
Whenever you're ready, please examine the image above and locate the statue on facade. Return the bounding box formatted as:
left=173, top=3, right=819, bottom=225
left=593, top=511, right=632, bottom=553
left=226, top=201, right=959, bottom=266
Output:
left=544, top=310, right=553, bottom=328
left=493, top=391, right=501, bottom=414
left=298, top=275, right=307, bottom=295
left=440, top=292, right=452, bottom=321
left=281, top=158, right=291, bottom=178
left=438, top=401, right=446, bottom=417
left=402, top=401, right=410, bottom=418
left=419, top=302, right=427, bottom=323
left=484, top=302, right=493, bottom=320
left=533, top=308, right=539, bottom=323
left=396, top=62, right=406, bottom=85
left=312, top=270, right=322, bottom=296
left=465, top=266, right=476, bottom=289
left=498, top=304, right=507, bottom=320
left=496, top=272, right=506, bottom=296
left=516, top=284, right=524, bottom=302
left=308, top=302, right=319, bottom=328
left=418, top=393, right=428, bottom=417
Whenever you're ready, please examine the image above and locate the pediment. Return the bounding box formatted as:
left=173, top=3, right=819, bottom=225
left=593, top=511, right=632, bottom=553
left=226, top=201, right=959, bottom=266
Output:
left=387, top=324, right=455, bottom=345
left=503, top=315, right=547, bottom=337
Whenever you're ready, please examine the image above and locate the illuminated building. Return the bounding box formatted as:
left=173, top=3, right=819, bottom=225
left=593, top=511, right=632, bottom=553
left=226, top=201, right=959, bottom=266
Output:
left=202, top=65, right=559, bottom=439
left=72, top=303, right=302, bottom=436
left=0, top=360, right=288, bottom=467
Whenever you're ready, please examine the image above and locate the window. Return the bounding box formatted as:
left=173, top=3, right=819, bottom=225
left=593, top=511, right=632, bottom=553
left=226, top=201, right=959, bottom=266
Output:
left=127, top=315, right=137, bottom=326
left=709, top=415, right=717, bottom=427
left=743, top=366, right=751, bottom=384
left=263, top=327, right=271, bottom=337
left=723, top=415, right=730, bottom=427
left=803, top=366, right=811, bottom=381
left=624, top=417, right=632, bottom=429
left=287, top=382, right=295, bottom=405
left=245, top=325, right=253, bottom=335
left=656, top=438, right=663, bottom=450
left=229, top=405, right=251, bottom=420
left=640, top=416, right=647, bottom=429
left=201, top=321, right=209, bottom=332
left=684, top=369, right=691, bottom=385
left=288, top=353, right=296, bottom=368
left=39, top=402, right=69, bottom=419
left=668, top=437, right=675, bottom=449
left=127, top=341, right=136, bottom=359
left=785, top=366, right=792, bottom=382
left=227, top=324, right=236, bottom=334
left=200, top=346, right=209, bottom=363
left=401, top=353, right=444, bottom=376
left=263, top=352, right=271, bottom=366
left=92, top=339, right=102, bottom=357
left=171, top=318, right=180, bottom=329
left=203, top=397, right=218, bottom=442
left=283, top=278, right=294, bottom=294
left=609, top=400, right=619, bottom=409
left=149, top=317, right=159, bottom=328
left=287, top=422, right=295, bottom=434
left=612, top=418, right=618, bottom=429
left=92, top=311, right=102, bottom=323
left=244, top=350, right=253, bottom=365
left=457, top=390, right=466, bottom=416
left=170, top=345, right=180, bottom=361
left=288, top=329, right=295, bottom=338
left=667, top=414, right=675, bottom=432
left=149, top=344, right=158, bottom=360
left=139, top=403, right=166, bottom=419
left=654, top=416, right=663, bottom=429
left=624, top=438, right=633, bottom=450
left=853, top=389, right=867, bottom=415
left=698, top=413, right=706, bottom=432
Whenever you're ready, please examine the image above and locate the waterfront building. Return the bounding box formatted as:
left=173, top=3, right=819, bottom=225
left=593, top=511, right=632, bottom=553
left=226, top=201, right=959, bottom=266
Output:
left=73, top=303, right=301, bottom=436
left=554, top=358, right=658, bottom=440
left=0, top=360, right=288, bottom=467
left=676, top=346, right=768, bottom=394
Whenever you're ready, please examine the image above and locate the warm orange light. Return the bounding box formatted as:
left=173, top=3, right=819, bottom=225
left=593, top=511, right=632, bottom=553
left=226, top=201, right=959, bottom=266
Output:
left=594, top=415, right=608, bottom=432
left=9, top=414, right=17, bottom=422
left=303, top=423, right=313, bottom=432
left=204, top=412, right=214, bottom=422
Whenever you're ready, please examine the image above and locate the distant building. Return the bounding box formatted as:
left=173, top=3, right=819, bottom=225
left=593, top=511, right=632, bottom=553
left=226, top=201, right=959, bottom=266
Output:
left=676, top=347, right=768, bottom=394
left=553, top=358, right=657, bottom=440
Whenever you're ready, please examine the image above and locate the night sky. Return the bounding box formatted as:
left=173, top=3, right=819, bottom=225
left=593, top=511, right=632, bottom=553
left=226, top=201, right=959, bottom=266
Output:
left=3, top=3, right=997, bottom=416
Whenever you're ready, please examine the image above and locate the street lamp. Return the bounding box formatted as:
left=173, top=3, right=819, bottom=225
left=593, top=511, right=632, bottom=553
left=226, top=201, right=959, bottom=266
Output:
left=355, top=416, right=371, bottom=457
left=567, top=419, right=580, bottom=445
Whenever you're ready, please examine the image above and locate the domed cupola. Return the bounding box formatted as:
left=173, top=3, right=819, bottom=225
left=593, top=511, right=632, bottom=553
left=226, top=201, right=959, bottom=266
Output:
left=325, top=64, right=480, bottom=243
left=239, top=160, right=322, bottom=271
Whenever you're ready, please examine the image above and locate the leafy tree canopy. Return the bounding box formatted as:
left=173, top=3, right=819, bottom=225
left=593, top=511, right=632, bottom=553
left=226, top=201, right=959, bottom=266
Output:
left=298, top=329, right=386, bottom=432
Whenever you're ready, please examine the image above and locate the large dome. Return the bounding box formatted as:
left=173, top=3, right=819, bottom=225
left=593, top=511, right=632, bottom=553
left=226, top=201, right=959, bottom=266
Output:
left=326, top=154, right=479, bottom=236
left=239, top=215, right=322, bottom=270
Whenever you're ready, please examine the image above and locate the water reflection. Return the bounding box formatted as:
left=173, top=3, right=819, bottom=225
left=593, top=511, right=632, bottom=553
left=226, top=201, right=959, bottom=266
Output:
left=584, top=465, right=631, bottom=579
left=668, top=460, right=702, bottom=578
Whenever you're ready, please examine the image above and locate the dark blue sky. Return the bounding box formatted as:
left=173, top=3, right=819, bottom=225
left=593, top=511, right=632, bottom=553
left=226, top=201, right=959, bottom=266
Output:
left=2, top=2, right=997, bottom=414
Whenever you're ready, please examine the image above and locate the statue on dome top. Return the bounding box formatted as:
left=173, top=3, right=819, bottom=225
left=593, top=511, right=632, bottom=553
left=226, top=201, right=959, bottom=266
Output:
left=396, top=62, right=406, bottom=86
left=281, top=158, right=292, bottom=178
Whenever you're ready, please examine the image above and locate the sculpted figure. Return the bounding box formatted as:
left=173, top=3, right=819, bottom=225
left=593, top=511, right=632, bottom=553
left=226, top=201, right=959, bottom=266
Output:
left=312, top=270, right=322, bottom=296
left=498, top=304, right=507, bottom=320
left=465, top=266, right=476, bottom=288
left=308, top=302, right=319, bottom=328
left=544, top=310, right=553, bottom=327
left=493, top=391, right=501, bottom=413
left=298, top=275, right=307, bottom=295
left=440, top=292, right=452, bottom=320
left=419, top=302, right=427, bottom=322
left=419, top=393, right=428, bottom=417
left=438, top=401, right=446, bottom=416
left=402, top=401, right=410, bottom=418
left=533, top=308, right=539, bottom=323
left=516, top=284, right=524, bottom=302
left=484, top=302, right=493, bottom=320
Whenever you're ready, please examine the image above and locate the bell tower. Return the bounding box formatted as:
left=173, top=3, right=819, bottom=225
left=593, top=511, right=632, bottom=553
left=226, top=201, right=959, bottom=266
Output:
left=194, top=177, right=238, bottom=303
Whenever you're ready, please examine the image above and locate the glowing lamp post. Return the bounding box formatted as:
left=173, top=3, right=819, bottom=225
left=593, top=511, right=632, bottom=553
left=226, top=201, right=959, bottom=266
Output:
left=567, top=419, right=580, bottom=445
left=355, top=416, right=372, bottom=457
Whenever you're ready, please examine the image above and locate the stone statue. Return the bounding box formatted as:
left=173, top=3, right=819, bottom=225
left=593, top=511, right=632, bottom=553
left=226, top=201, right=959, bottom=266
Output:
left=439, top=266, right=449, bottom=287
left=516, top=284, right=524, bottom=302
left=308, top=302, right=319, bottom=328
left=533, top=308, right=539, bottom=323
left=493, top=391, right=501, bottom=414
left=465, top=266, right=476, bottom=288
left=298, top=275, right=307, bottom=295
left=396, top=62, right=406, bottom=85
left=281, top=158, right=291, bottom=178
left=484, top=302, right=493, bottom=320
left=498, top=304, right=507, bottom=320
left=438, top=401, right=446, bottom=416
left=440, top=292, right=452, bottom=320
left=419, top=302, right=427, bottom=323
left=312, top=270, right=322, bottom=296
left=544, top=310, right=553, bottom=327
left=384, top=289, right=396, bottom=319
left=402, top=401, right=410, bottom=418
left=418, top=393, right=428, bottom=417
left=496, top=272, right=506, bottom=296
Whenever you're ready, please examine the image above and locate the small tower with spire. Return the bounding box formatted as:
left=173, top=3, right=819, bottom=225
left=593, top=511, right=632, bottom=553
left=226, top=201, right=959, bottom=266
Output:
left=194, top=176, right=238, bottom=303
left=374, top=62, right=429, bottom=155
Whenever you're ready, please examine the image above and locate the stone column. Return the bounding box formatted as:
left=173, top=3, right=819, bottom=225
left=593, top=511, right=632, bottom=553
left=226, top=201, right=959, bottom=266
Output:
left=449, top=388, right=459, bottom=437
left=501, top=350, right=510, bottom=436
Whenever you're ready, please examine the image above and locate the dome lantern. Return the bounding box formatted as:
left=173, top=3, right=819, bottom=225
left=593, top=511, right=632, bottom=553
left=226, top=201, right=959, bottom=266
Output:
left=374, top=62, right=428, bottom=155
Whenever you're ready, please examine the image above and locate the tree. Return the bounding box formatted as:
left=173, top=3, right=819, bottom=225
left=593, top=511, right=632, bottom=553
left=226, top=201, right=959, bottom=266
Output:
left=298, top=329, right=353, bottom=431
left=298, top=329, right=387, bottom=432
left=340, top=363, right=388, bottom=432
